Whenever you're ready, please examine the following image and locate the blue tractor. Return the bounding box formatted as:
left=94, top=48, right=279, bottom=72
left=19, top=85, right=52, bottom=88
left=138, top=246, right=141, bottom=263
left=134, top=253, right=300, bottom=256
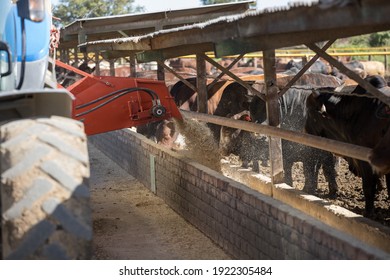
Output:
left=0, top=0, right=92, bottom=259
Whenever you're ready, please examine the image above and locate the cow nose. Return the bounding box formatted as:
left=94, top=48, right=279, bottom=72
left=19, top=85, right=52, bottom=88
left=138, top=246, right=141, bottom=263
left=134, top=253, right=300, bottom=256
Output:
left=246, top=95, right=254, bottom=102
left=242, top=101, right=251, bottom=110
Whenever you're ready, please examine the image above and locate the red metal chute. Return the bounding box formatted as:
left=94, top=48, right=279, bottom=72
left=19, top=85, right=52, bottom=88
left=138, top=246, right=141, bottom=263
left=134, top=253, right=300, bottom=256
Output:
left=55, top=60, right=182, bottom=135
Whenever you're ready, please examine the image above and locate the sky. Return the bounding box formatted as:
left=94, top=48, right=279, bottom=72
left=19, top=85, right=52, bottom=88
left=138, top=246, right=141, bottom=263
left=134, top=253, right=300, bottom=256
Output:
left=51, top=1, right=317, bottom=13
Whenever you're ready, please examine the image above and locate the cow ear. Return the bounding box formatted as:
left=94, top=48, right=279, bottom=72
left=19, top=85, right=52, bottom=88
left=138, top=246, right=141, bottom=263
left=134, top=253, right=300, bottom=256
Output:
left=307, top=91, right=325, bottom=114
left=306, top=91, right=320, bottom=107
left=311, top=89, right=321, bottom=98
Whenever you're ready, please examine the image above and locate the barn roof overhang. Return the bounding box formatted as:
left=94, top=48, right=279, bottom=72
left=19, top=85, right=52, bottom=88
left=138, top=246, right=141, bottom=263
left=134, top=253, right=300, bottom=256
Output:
left=59, top=1, right=255, bottom=49
left=79, top=0, right=390, bottom=62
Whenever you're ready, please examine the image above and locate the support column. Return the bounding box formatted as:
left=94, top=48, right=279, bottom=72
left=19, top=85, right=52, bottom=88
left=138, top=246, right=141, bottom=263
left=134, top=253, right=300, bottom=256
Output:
left=263, top=49, right=284, bottom=189
left=196, top=53, right=208, bottom=114
left=94, top=51, right=101, bottom=75
left=73, top=47, right=78, bottom=66
left=109, top=59, right=115, bottom=76
left=157, top=61, right=165, bottom=81
left=129, top=54, right=137, bottom=78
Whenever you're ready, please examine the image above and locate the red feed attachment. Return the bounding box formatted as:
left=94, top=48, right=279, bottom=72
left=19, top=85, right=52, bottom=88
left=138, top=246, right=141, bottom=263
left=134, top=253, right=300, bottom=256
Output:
left=56, top=60, right=182, bottom=135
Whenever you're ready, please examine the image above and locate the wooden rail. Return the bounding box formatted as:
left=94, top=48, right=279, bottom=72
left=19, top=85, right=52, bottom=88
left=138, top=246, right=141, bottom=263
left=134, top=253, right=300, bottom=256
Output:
left=180, top=110, right=372, bottom=163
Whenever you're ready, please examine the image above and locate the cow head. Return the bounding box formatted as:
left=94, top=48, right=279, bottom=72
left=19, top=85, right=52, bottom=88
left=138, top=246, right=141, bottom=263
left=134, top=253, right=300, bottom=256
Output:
left=214, top=82, right=254, bottom=117
left=249, top=95, right=267, bottom=124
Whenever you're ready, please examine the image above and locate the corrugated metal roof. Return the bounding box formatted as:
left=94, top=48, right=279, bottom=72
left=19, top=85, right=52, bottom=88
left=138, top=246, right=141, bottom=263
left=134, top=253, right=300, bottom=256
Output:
left=78, top=0, right=390, bottom=60
left=59, top=1, right=255, bottom=48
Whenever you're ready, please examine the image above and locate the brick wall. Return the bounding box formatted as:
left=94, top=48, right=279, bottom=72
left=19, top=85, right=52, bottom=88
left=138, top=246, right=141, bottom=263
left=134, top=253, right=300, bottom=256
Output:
left=89, top=129, right=390, bottom=259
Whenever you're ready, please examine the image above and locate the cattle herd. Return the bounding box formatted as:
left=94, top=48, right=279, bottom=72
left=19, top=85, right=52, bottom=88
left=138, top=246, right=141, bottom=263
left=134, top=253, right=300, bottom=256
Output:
left=134, top=57, right=390, bottom=227
left=61, top=56, right=389, bottom=225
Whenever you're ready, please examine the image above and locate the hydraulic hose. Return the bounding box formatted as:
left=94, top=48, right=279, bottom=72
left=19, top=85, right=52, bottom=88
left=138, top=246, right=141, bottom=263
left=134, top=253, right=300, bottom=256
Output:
left=75, top=87, right=162, bottom=117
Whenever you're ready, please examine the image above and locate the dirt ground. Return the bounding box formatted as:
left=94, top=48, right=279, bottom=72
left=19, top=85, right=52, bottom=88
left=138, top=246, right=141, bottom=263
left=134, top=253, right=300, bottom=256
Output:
left=226, top=153, right=390, bottom=227
left=88, top=142, right=232, bottom=260
left=298, top=158, right=390, bottom=227
left=175, top=117, right=390, bottom=228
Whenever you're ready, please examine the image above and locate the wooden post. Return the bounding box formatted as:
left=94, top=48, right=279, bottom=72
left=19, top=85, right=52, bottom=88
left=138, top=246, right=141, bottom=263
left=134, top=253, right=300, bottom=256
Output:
left=263, top=49, right=284, bottom=189
left=157, top=61, right=165, bottom=81
left=196, top=53, right=208, bottom=114
left=129, top=54, right=137, bottom=78
left=94, top=51, right=100, bottom=75
left=74, top=47, right=78, bottom=66
left=302, top=55, right=308, bottom=67
left=109, top=59, right=115, bottom=76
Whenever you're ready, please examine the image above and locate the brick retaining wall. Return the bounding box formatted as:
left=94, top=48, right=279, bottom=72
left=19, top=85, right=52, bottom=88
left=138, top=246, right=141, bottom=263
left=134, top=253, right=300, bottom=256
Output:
left=89, top=129, right=390, bottom=259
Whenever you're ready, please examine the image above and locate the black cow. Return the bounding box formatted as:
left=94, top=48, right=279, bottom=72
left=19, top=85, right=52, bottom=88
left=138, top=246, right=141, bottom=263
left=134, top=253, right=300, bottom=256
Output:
left=249, top=88, right=338, bottom=196
left=305, top=75, right=390, bottom=216
left=208, top=81, right=256, bottom=142
left=136, top=119, right=183, bottom=148
left=136, top=121, right=161, bottom=142
left=282, top=88, right=338, bottom=195
left=370, top=117, right=390, bottom=175
left=170, top=78, right=257, bottom=144
left=56, top=62, right=96, bottom=88
left=169, top=77, right=198, bottom=111
left=285, top=59, right=331, bottom=75
left=219, top=112, right=269, bottom=172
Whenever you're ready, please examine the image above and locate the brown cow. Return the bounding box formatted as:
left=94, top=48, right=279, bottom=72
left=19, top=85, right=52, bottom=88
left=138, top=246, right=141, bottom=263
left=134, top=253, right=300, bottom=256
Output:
left=360, top=61, right=386, bottom=77
left=169, top=58, right=214, bottom=76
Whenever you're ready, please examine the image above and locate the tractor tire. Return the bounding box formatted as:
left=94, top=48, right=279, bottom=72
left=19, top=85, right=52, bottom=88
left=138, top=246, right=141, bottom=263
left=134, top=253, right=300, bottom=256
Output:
left=0, top=116, right=92, bottom=259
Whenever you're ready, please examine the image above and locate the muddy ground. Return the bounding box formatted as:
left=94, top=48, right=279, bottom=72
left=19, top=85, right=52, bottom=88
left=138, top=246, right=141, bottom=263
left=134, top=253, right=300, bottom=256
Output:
left=225, top=153, right=390, bottom=228
left=176, top=117, right=390, bottom=228
left=299, top=159, right=390, bottom=227
left=88, top=142, right=232, bottom=260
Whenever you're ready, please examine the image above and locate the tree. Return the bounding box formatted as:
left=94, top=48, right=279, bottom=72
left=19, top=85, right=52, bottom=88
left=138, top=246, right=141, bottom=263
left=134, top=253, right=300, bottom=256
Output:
left=53, top=0, right=144, bottom=26
left=200, top=0, right=237, bottom=5
left=368, top=32, right=390, bottom=47
left=343, top=32, right=390, bottom=48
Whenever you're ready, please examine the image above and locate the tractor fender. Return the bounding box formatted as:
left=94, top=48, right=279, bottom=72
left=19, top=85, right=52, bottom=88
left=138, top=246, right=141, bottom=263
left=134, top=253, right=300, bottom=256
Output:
left=0, top=89, right=73, bottom=122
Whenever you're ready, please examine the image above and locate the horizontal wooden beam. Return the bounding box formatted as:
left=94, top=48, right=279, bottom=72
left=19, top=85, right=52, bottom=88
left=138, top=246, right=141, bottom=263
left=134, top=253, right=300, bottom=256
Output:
left=101, top=50, right=136, bottom=60
left=136, top=43, right=214, bottom=63
left=180, top=110, right=372, bottom=163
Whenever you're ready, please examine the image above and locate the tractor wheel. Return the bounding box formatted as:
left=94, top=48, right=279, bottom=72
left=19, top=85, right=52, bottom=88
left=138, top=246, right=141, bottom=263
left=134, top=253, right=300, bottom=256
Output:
left=0, top=116, right=92, bottom=259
